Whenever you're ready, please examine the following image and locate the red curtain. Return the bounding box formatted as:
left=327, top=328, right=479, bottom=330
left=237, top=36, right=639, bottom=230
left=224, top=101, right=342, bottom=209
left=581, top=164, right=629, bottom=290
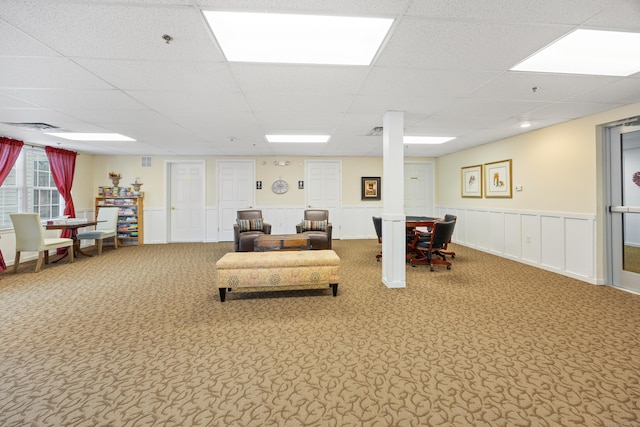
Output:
left=45, top=146, right=77, bottom=248
left=0, top=137, right=24, bottom=186
left=0, top=137, right=24, bottom=271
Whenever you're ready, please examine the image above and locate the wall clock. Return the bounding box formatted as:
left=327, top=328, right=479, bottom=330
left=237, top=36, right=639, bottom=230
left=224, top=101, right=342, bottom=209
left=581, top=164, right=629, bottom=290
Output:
left=271, top=179, right=289, bottom=194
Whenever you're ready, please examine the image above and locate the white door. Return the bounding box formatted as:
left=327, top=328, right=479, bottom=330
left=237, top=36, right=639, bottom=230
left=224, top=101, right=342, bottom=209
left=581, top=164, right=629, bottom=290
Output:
left=608, top=123, right=640, bottom=293
left=404, top=162, right=435, bottom=217
left=218, top=160, right=255, bottom=241
left=168, top=162, right=205, bottom=242
left=305, top=160, right=341, bottom=238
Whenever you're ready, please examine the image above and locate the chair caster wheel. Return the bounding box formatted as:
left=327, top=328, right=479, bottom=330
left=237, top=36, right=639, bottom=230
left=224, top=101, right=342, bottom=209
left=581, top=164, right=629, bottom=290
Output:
left=447, top=266, right=451, bottom=270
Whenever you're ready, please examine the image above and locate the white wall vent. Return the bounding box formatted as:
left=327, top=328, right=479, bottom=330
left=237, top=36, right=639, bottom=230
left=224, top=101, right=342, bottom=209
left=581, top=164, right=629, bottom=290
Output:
left=141, top=156, right=152, bottom=168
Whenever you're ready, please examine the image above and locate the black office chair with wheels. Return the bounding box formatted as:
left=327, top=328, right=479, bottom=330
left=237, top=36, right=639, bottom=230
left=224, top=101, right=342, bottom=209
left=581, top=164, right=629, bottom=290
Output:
left=439, top=214, right=457, bottom=259
left=408, top=219, right=456, bottom=271
left=372, top=216, right=382, bottom=261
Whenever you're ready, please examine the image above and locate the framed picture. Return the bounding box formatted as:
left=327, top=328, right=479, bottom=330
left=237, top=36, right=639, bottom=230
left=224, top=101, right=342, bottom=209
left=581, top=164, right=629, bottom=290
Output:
left=361, top=177, right=381, bottom=200
left=461, top=165, right=482, bottom=198
left=484, top=159, right=512, bottom=198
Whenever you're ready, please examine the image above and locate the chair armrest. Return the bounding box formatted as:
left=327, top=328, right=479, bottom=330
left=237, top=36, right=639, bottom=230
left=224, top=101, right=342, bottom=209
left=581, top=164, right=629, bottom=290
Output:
left=326, top=223, right=333, bottom=241
left=295, top=222, right=303, bottom=233
left=263, top=223, right=272, bottom=234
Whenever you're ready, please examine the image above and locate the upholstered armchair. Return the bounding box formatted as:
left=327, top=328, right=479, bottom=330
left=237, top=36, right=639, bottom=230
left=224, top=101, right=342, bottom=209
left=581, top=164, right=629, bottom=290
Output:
left=295, top=209, right=332, bottom=250
left=233, top=210, right=272, bottom=252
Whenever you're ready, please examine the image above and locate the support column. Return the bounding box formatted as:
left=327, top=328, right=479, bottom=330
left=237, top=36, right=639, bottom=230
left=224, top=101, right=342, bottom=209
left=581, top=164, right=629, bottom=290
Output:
left=381, top=111, right=405, bottom=288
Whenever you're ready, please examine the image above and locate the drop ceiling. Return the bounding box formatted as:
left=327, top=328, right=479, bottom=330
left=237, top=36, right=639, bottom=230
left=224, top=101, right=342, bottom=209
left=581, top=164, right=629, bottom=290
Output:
left=1, top=0, right=639, bottom=157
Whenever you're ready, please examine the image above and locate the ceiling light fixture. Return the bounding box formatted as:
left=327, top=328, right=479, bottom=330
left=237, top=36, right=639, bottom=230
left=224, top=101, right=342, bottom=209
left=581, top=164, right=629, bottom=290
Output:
left=45, top=132, right=136, bottom=141
left=266, top=135, right=330, bottom=143
left=511, top=29, right=640, bottom=76
left=403, top=136, right=456, bottom=145
left=203, top=11, right=393, bottom=65
left=520, top=122, right=532, bottom=128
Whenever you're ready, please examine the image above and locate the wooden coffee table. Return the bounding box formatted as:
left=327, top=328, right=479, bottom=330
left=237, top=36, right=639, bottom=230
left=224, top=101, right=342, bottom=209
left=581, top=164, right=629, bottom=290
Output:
left=254, top=234, right=310, bottom=251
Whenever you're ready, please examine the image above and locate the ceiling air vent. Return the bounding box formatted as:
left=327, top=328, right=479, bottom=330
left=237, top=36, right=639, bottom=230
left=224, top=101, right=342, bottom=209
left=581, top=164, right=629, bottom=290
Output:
left=366, top=126, right=383, bottom=136
left=4, top=122, right=60, bottom=131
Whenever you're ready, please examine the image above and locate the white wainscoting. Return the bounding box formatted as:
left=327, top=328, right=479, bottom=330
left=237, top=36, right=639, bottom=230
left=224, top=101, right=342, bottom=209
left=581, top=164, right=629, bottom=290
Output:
left=142, top=208, right=167, bottom=244
left=143, top=204, right=598, bottom=285
left=261, top=207, right=307, bottom=235
left=341, top=205, right=383, bottom=239
left=435, top=206, right=597, bottom=285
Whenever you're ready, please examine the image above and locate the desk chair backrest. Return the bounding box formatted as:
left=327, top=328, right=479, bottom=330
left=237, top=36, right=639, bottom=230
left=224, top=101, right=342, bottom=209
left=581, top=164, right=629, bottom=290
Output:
left=372, top=216, right=382, bottom=243
left=429, top=220, right=456, bottom=250
left=96, top=207, right=118, bottom=232
left=10, top=213, right=45, bottom=251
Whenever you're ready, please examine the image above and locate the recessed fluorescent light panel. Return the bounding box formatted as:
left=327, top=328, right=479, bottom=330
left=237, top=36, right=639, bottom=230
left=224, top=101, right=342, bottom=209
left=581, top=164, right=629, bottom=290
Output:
left=404, top=136, right=455, bottom=145
left=203, top=11, right=394, bottom=65
left=266, top=135, right=330, bottom=143
left=511, top=29, right=640, bottom=76
left=46, top=132, right=136, bottom=141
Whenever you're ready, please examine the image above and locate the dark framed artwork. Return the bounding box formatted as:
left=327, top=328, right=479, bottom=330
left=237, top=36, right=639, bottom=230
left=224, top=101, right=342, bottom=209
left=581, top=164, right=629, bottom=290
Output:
left=361, top=177, right=381, bottom=200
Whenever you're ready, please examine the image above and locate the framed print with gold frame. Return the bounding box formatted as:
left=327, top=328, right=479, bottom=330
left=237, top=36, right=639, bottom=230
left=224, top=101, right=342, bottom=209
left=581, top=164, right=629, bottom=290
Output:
left=484, top=159, right=512, bottom=198
left=461, top=164, right=482, bottom=198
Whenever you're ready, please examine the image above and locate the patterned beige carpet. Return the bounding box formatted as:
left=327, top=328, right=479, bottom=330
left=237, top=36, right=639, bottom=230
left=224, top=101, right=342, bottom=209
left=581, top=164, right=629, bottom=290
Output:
left=0, top=240, right=639, bottom=426
left=625, top=245, right=640, bottom=274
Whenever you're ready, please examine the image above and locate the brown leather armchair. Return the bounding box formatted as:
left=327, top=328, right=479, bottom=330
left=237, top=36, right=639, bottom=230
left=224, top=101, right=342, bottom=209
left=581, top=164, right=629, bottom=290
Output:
left=295, top=209, right=332, bottom=250
left=233, top=210, right=272, bottom=252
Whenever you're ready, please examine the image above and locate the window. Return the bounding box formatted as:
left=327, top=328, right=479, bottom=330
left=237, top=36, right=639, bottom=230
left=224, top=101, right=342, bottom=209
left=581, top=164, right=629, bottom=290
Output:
left=0, top=147, right=63, bottom=228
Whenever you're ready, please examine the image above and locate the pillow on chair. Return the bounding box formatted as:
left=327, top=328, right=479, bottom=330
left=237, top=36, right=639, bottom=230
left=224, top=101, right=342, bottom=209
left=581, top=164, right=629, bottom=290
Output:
left=237, top=218, right=263, bottom=232
left=302, top=220, right=327, bottom=231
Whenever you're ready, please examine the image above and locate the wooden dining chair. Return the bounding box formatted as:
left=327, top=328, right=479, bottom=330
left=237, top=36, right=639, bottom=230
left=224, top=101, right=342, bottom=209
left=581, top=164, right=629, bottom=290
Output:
left=10, top=213, right=74, bottom=273
left=77, top=207, right=119, bottom=255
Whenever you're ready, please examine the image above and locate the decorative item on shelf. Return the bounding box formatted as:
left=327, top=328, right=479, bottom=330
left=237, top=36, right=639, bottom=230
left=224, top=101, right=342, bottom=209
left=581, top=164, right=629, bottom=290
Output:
left=131, top=178, right=143, bottom=193
left=109, top=171, right=121, bottom=186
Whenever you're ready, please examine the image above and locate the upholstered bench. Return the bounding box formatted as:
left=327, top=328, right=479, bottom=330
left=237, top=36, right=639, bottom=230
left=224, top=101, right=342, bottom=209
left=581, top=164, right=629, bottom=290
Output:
left=215, top=250, right=340, bottom=302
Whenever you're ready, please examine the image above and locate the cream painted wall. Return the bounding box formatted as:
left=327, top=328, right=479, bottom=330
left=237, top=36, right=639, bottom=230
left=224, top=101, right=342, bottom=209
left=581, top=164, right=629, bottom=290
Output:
left=437, top=101, right=640, bottom=213
left=437, top=120, right=597, bottom=213
left=83, top=156, right=394, bottom=209
left=71, top=154, right=97, bottom=212
left=435, top=101, right=640, bottom=282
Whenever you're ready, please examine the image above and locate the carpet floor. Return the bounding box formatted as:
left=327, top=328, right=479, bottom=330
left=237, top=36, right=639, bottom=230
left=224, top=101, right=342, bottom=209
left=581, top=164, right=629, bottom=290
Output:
left=0, top=240, right=639, bottom=426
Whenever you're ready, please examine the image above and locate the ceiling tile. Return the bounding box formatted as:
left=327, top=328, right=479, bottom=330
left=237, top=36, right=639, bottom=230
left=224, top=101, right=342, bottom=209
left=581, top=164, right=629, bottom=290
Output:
left=0, top=57, right=114, bottom=89
left=0, top=0, right=638, bottom=157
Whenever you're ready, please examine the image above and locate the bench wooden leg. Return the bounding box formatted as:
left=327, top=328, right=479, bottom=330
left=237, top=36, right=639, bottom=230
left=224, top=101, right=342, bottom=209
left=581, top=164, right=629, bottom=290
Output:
left=219, top=288, right=226, bottom=302
left=330, top=283, right=338, bottom=296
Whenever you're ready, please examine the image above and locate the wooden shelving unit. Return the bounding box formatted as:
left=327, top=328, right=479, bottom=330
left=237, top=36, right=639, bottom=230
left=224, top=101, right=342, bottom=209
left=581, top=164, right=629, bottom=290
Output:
left=95, top=195, right=143, bottom=246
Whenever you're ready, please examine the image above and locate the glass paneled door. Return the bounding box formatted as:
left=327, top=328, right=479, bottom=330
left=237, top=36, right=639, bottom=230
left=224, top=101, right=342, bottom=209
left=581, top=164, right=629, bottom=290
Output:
left=608, top=123, right=640, bottom=293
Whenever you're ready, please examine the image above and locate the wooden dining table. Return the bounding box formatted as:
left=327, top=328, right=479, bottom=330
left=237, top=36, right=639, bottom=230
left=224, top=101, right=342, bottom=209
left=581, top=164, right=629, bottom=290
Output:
left=46, top=220, right=101, bottom=261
